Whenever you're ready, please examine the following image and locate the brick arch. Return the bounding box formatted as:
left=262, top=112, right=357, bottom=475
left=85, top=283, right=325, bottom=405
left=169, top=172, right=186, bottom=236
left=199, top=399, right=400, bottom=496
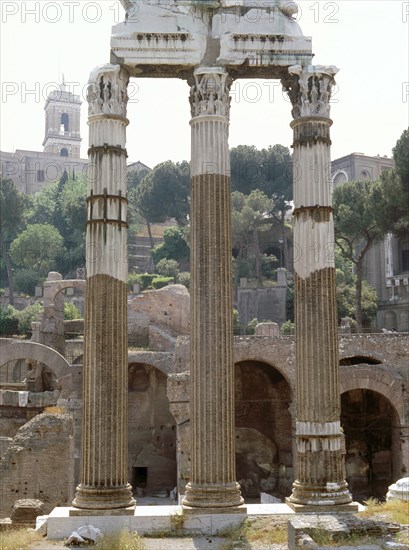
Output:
left=0, top=341, right=71, bottom=382
left=340, top=365, right=404, bottom=423
left=127, top=351, right=174, bottom=377
left=44, top=279, right=85, bottom=307
left=233, top=349, right=294, bottom=391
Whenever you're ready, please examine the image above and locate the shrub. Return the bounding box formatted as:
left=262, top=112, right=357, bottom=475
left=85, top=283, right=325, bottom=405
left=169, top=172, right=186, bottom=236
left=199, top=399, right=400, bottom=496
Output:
left=156, top=258, right=179, bottom=278
left=245, top=317, right=258, bottom=335
left=0, top=305, right=19, bottom=336
left=64, top=302, right=82, bottom=320
left=138, top=273, right=157, bottom=290
left=127, top=273, right=157, bottom=290
left=152, top=276, right=174, bottom=289
left=177, top=271, right=190, bottom=289
left=281, top=319, right=295, bottom=335
left=14, top=302, right=44, bottom=335
left=128, top=273, right=141, bottom=288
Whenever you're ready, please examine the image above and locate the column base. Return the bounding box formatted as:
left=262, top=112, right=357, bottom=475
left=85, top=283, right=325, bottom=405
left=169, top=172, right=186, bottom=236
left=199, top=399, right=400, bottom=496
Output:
left=69, top=506, right=135, bottom=516
left=285, top=498, right=359, bottom=513
left=182, top=482, right=244, bottom=509
left=288, top=479, right=353, bottom=509
left=71, top=483, right=135, bottom=513
left=183, top=504, right=247, bottom=515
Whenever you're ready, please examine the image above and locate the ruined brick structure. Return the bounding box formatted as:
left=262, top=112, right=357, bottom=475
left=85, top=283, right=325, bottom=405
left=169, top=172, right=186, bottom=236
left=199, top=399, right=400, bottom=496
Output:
left=1, top=332, right=407, bottom=517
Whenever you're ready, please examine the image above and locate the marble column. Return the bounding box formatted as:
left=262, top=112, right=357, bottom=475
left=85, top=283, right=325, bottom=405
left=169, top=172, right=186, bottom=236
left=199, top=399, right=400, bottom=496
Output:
left=282, top=65, right=354, bottom=509
left=182, top=67, right=244, bottom=509
left=71, top=64, right=135, bottom=513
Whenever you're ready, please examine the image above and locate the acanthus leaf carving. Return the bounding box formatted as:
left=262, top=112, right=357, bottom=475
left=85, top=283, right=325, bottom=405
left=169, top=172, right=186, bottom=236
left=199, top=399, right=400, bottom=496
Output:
left=281, top=64, right=339, bottom=120
left=189, top=68, right=232, bottom=119
left=87, top=64, right=130, bottom=118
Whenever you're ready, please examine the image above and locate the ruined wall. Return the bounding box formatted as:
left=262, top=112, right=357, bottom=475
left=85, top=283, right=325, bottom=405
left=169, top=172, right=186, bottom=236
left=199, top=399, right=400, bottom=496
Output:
left=0, top=333, right=407, bottom=506
left=237, top=286, right=287, bottom=326
left=235, top=361, right=293, bottom=498
left=128, top=363, right=177, bottom=495
left=0, top=412, right=74, bottom=518
left=341, top=388, right=398, bottom=500
left=171, top=334, right=408, bottom=500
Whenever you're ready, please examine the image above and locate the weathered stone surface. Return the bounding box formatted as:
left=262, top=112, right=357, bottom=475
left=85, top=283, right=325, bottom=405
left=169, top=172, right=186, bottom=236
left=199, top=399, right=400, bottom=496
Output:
left=387, top=477, right=409, bottom=501
left=72, top=63, right=135, bottom=513
left=128, top=312, right=150, bottom=348
left=183, top=69, right=243, bottom=509
left=11, top=499, right=44, bottom=527
left=63, top=319, right=84, bottom=336
left=0, top=413, right=74, bottom=518
left=149, top=325, right=176, bottom=352
left=255, top=322, right=280, bottom=337
left=288, top=514, right=399, bottom=550
left=128, top=363, right=177, bottom=495
left=238, top=287, right=287, bottom=326
left=112, top=0, right=313, bottom=78
left=129, top=285, right=190, bottom=338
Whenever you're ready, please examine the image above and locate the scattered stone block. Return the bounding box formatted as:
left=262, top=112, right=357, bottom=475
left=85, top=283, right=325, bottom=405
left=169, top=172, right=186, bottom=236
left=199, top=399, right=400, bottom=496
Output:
left=255, top=322, right=280, bottom=337
left=387, top=478, right=409, bottom=501
left=11, top=499, right=44, bottom=528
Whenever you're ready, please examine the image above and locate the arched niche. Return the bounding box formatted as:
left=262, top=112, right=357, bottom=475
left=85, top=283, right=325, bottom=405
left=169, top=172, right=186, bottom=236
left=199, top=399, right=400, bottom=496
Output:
left=234, top=359, right=293, bottom=500
left=341, top=388, right=400, bottom=501
left=128, top=362, right=177, bottom=496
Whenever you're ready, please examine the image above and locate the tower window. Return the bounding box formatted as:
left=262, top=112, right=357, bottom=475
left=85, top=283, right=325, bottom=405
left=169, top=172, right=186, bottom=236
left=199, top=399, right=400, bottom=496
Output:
left=60, top=148, right=69, bottom=157
left=60, top=113, right=69, bottom=133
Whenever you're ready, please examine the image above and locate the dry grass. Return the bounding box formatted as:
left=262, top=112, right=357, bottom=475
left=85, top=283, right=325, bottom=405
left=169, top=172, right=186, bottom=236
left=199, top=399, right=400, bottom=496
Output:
left=94, top=530, right=145, bottom=550
left=362, top=498, right=409, bottom=524
left=221, top=517, right=287, bottom=547
left=0, top=529, right=42, bottom=550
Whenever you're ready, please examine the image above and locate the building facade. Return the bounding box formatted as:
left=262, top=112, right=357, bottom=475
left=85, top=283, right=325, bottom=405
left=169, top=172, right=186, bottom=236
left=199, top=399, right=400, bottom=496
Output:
left=331, top=153, right=409, bottom=332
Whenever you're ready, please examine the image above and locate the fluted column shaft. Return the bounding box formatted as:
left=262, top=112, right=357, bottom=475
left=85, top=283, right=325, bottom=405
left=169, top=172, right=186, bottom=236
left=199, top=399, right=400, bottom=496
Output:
left=183, top=68, right=243, bottom=509
left=72, top=64, right=135, bottom=511
left=282, top=65, right=352, bottom=507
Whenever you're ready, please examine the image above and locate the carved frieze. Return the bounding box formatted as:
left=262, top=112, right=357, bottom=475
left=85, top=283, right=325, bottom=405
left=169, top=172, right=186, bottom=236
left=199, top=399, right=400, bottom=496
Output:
left=282, top=65, right=339, bottom=120
left=189, top=69, right=232, bottom=118
left=87, top=64, right=129, bottom=117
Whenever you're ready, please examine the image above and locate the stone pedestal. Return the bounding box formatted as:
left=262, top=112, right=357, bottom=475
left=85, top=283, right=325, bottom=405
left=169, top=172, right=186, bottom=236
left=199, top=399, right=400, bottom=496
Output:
left=182, top=68, right=243, bottom=509
left=282, top=65, right=354, bottom=509
left=71, top=64, right=135, bottom=512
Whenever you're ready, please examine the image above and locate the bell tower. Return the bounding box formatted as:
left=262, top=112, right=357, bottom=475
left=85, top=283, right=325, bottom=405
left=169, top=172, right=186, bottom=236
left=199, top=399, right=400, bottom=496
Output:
left=43, top=79, right=82, bottom=158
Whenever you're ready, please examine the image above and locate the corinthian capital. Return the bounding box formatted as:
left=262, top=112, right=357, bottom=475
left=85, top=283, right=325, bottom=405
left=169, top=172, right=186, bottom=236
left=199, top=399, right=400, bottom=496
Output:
left=282, top=65, right=339, bottom=120
left=87, top=64, right=130, bottom=117
left=189, top=67, right=232, bottom=119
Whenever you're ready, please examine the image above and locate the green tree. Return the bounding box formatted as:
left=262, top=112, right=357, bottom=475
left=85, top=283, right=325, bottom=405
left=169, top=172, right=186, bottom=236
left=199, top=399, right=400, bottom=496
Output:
left=0, top=178, right=28, bottom=304
left=232, top=190, right=274, bottom=287
left=230, top=144, right=293, bottom=268
left=151, top=227, right=190, bottom=266
left=9, top=224, right=65, bottom=281
left=333, top=179, right=393, bottom=332
left=133, top=161, right=190, bottom=249
left=58, top=174, right=87, bottom=274
left=392, top=128, right=409, bottom=195
left=127, top=167, right=150, bottom=192
left=335, top=250, right=377, bottom=327
left=155, top=258, right=179, bottom=278
left=24, top=181, right=59, bottom=226
left=376, top=128, right=409, bottom=234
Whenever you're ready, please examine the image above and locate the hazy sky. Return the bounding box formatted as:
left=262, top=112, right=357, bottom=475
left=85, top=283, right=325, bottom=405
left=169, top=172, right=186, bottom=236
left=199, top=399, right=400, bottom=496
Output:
left=1, top=1, right=408, bottom=168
